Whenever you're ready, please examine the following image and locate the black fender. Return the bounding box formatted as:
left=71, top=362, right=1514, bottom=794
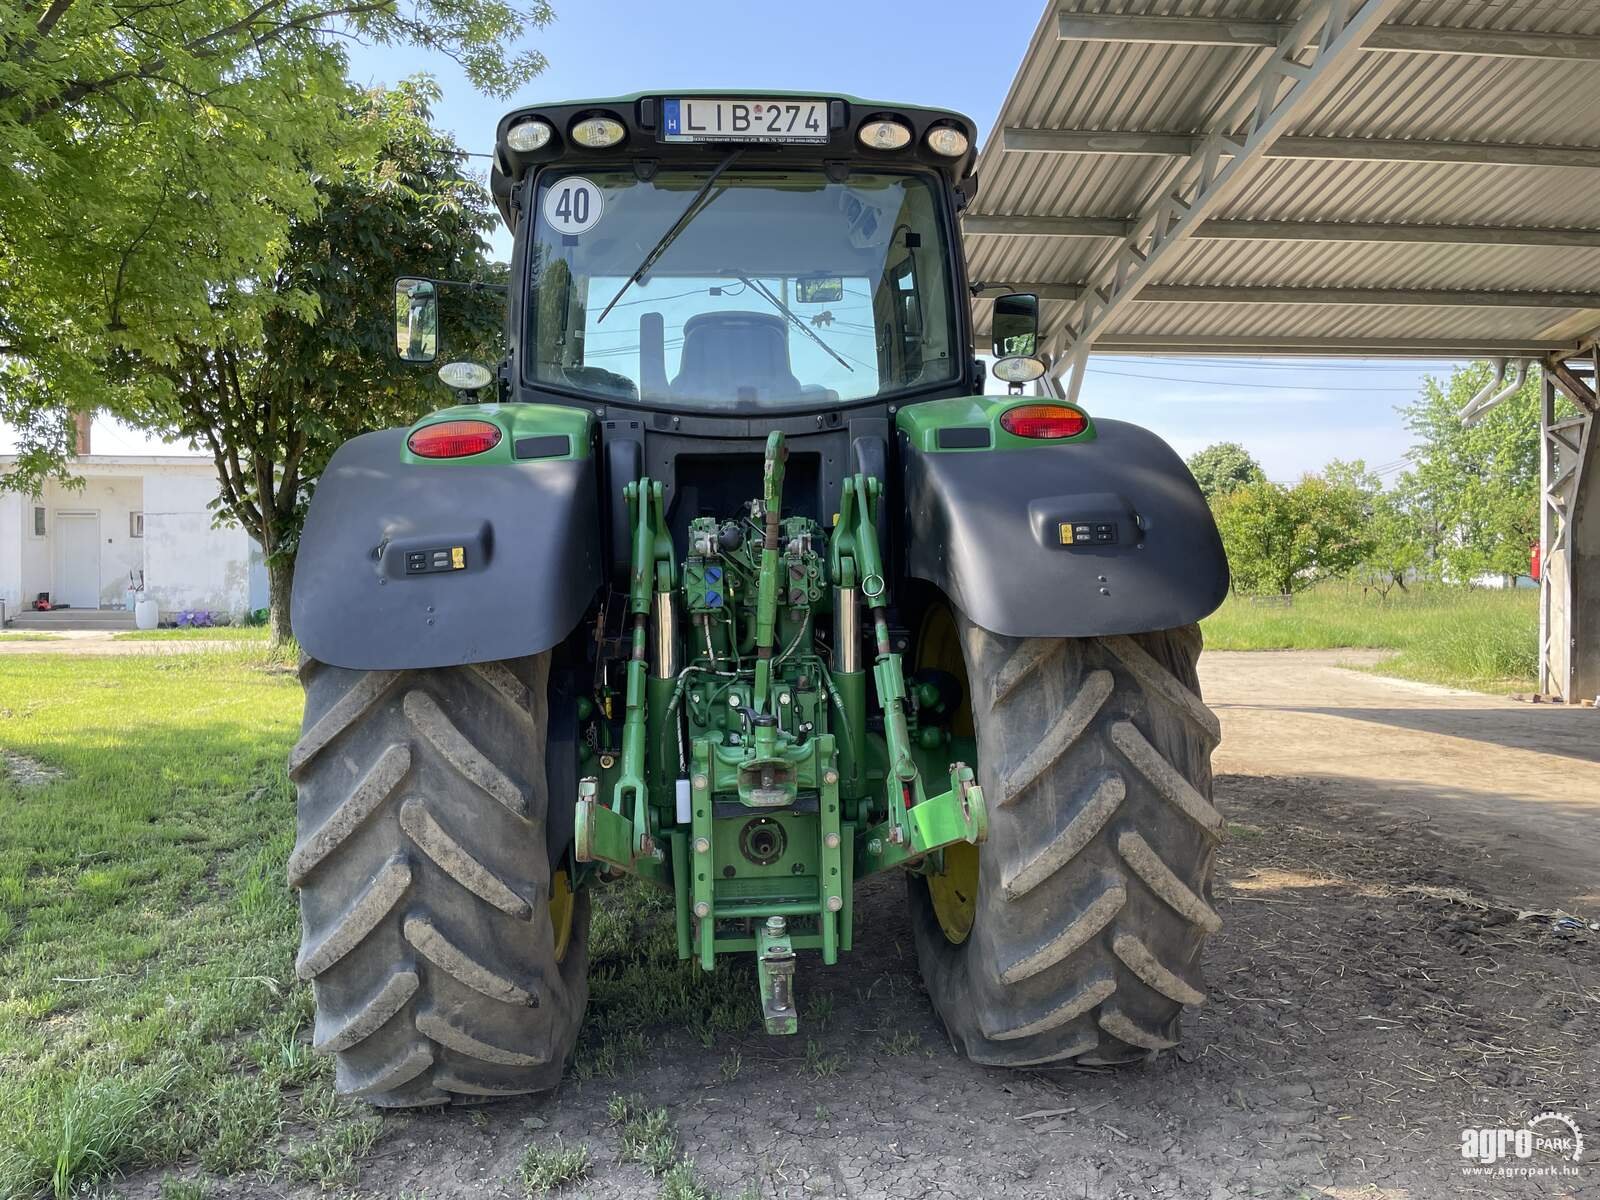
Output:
left=291, top=428, right=600, bottom=670
left=900, top=418, right=1228, bottom=638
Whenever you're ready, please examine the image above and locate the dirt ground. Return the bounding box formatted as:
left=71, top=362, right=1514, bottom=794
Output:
left=0, top=631, right=257, bottom=655
left=136, top=650, right=1599, bottom=1200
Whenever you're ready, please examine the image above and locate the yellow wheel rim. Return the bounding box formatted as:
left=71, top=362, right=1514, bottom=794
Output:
left=928, top=840, right=979, bottom=944
left=916, top=604, right=979, bottom=944
left=549, top=869, right=575, bottom=963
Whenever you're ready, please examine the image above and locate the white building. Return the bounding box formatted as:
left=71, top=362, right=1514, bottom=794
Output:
left=0, top=454, right=268, bottom=625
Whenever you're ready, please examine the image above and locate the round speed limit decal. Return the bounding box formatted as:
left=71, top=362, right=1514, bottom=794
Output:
left=543, top=177, right=604, bottom=235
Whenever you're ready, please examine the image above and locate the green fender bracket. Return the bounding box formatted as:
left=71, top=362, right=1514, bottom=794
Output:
left=574, top=778, right=667, bottom=887
left=856, top=762, right=987, bottom=877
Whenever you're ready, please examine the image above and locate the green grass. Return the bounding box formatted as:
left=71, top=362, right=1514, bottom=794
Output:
left=0, top=633, right=61, bottom=642
left=1200, top=583, right=1539, bottom=691
left=658, top=1161, right=717, bottom=1200
left=576, top=879, right=759, bottom=1075
left=606, top=1096, right=723, bottom=1200
left=517, top=1138, right=591, bottom=1196
left=285, top=1115, right=382, bottom=1189
left=801, top=1038, right=843, bottom=1080
left=610, top=1094, right=679, bottom=1178
left=114, top=625, right=272, bottom=641
left=0, top=648, right=320, bottom=1198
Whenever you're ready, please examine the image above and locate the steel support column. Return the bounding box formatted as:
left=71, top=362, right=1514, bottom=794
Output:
left=1539, top=349, right=1599, bottom=702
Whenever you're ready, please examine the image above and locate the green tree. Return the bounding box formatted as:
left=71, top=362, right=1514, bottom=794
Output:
left=1399, top=362, right=1542, bottom=584
left=1315, top=457, right=1427, bottom=598
left=1363, top=490, right=1426, bottom=598
left=0, top=0, right=548, bottom=489
left=1186, top=441, right=1265, bottom=500
left=127, top=81, right=504, bottom=643
left=1213, top=474, right=1373, bottom=597
left=1320, top=457, right=1381, bottom=499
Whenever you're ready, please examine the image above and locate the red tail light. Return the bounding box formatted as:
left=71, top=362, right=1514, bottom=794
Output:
left=1000, top=404, right=1088, bottom=440
left=407, top=420, right=502, bottom=458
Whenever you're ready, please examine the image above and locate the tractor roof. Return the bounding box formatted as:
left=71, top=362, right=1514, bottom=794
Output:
left=489, top=92, right=978, bottom=227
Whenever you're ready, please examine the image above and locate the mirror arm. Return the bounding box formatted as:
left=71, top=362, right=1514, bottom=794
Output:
left=426, top=279, right=509, bottom=295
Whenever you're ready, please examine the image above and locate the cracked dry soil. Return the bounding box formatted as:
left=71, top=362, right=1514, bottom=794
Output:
left=133, top=768, right=1597, bottom=1200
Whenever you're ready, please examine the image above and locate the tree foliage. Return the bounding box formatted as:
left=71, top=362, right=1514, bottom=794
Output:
left=1213, top=474, right=1373, bottom=597
left=128, top=80, right=504, bottom=641
left=1186, top=441, right=1265, bottom=500
left=1363, top=490, right=1427, bottom=597
left=1318, top=458, right=1425, bottom=598
left=0, top=0, right=548, bottom=489
left=1396, top=362, right=1543, bottom=583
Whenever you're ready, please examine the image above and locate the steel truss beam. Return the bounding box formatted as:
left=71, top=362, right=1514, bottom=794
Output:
left=1052, top=0, right=1409, bottom=402
left=975, top=283, right=1600, bottom=309
left=1086, top=336, right=1576, bottom=356
left=1002, top=127, right=1600, bottom=170
left=1057, top=12, right=1600, bottom=62
left=1539, top=347, right=1599, bottom=701
left=962, top=215, right=1600, bottom=249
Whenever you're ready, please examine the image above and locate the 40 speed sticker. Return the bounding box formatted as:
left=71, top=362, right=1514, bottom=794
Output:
left=543, top=177, right=603, bottom=236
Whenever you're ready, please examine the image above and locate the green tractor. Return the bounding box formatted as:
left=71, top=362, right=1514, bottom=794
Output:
left=289, top=93, right=1230, bottom=1106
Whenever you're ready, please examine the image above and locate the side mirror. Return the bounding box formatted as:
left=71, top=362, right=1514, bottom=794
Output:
left=991, top=292, right=1039, bottom=359
left=395, top=277, right=438, bottom=363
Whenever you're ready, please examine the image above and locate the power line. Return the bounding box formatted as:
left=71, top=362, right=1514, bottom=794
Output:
left=1084, top=365, right=1418, bottom=392
left=1113, top=356, right=1452, bottom=373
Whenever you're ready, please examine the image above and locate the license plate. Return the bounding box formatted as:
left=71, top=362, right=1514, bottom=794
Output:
left=661, top=98, right=829, bottom=144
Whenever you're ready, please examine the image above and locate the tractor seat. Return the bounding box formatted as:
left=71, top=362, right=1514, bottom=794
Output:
left=670, top=311, right=805, bottom=404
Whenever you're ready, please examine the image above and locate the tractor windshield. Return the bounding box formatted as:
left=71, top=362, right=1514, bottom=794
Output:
left=524, top=167, right=959, bottom=410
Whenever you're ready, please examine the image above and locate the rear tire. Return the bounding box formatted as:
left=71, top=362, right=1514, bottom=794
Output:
left=910, top=618, right=1221, bottom=1066
left=289, top=655, right=589, bottom=1106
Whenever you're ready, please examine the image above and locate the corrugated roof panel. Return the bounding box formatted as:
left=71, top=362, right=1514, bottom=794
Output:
left=1163, top=240, right=1600, bottom=291
left=966, top=0, right=1600, bottom=357
left=1103, top=302, right=1586, bottom=342
left=1220, top=158, right=1600, bottom=227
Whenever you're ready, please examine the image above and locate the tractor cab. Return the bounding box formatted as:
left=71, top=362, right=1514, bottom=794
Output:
left=488, top=94, right=982, bottom=415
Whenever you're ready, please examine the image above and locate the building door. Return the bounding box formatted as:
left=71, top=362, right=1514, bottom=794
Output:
left=53, top=511, right=101, bottom=609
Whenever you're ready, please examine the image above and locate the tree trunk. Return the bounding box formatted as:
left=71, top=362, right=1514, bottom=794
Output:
left=267, top=552, right=295, bottom=647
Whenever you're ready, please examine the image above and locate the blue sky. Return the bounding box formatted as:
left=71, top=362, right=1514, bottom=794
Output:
left=22, top=0, right=1464, bottom=478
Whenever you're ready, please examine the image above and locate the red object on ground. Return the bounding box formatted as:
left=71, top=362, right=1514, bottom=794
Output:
left=1531, top=541, right=1541, bottom=582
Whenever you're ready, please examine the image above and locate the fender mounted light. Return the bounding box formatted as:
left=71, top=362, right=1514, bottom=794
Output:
left=1000, top=403, right=1088, bottom=440
left=407, top=420, right=502, bottom=459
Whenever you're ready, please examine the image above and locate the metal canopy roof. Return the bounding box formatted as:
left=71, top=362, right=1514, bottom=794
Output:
left=964, top=0, right=1600, bottom=385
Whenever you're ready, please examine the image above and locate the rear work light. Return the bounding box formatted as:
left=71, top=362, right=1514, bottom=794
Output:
left=1000, top=404, right=1088, bottom=440
left=407, top=420, right=502, bottom=459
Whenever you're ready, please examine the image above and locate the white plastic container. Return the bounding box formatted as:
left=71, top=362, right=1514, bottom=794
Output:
left=135, top=597, right=159, bottom=630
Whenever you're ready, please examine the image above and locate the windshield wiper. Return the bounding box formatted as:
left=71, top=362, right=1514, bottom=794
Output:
left=736, top=272, right=853, bottom=373
left=596, top=149, right=743, bottom=324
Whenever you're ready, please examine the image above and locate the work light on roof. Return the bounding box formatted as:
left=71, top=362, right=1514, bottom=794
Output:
left=857, top=119, right=912, bottom=151
left=506, top=118, right=553, bottom=152
left=571, top=115, right=626, bottom=149
left=925, top=126, right=969, bottom=158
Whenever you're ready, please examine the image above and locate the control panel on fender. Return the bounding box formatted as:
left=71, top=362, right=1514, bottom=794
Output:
left=1059, top=521, right=1117, bottom=547
left=404, top=545, right=467, bottom=574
